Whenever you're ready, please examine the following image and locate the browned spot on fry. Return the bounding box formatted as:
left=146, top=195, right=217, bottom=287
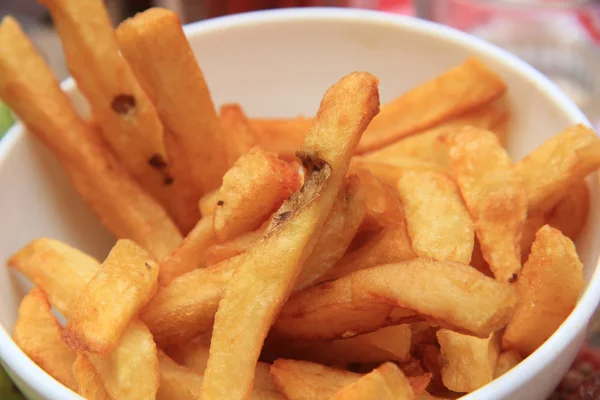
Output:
left=217, top=200, right=224, bottom=206
left=111, top=94, right=136, bottom=115
left=164, top=175, right=174, bottom=185
left=148, top=154, right=168, bottom=169
left=508, top=273, right=518, bottom=283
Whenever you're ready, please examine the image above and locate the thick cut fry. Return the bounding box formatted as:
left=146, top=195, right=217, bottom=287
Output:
left=331, top=362, right=415, bottom=400
left=64, top=240, right=158, bottom=354
left=274, top=258, right=516, bottom=340
left=503, top=225, right=584, bottom=356
left=397, top=171, right=474, bottom=264
left=220, top=103, right=259, bottom=166
left=205, top=229, right=264, bottom=266
left=355, top=57, right=506, bottom=153
left=251, top=117, right=312, bottom=160
left=199, top=190, right=219, bottom=217
left=12, top=288, right=76, bottom=390
left=494, top=350, right=522, bottom=378
left=0, top=17, right=182, bottom=260
left=319, top=223, right=416, bottom=283
left=157, top=351, right=203, bottom=400
left=84, top=320, right=160, bottom=400
left=546, top=179, right=590, bottom=241
left=7, top=238, right=100, bottom=317
left=445, top=127, right=527, bottom=282
left=159, top=216, right=216, bottom=285
left=437, top=330, right=500, bottom=392
left=213, top=147, right=301, bottom=242
left=200, top=72, right=380, bottom=400
left=72, top=354, right=111, bottom=400
left=515, top=124, right=600, bottom=214
left=37, top=0, right=175, bottom=216
left=116, top=8, right=229, bottom=233
left=350, top=156, right=444, bottom=186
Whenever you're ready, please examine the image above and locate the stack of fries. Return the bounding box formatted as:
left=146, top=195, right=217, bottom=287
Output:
left=1, top=1, right=599, bottom=399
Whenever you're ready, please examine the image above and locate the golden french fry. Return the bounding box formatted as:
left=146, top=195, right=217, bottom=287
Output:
left=355, top=57, right=506, bottom=153
left=159, top=216, right=216, bottom=285
left=397, top=171, right=474, bottom=264
left=0, top=17, right=182, bottom=260
left=520, top=214, right=546, bottom=264
left=250, top=117, right=312, bottom=160
left=213, top=147, right=301, bottom=242
left=116, top=8, right=229, bottom=233
left=36, top=0, right=176, bottom=216
left=157, top=350, right=203, bottom=400
left=200, top=72, right=380, bottom=400
left=72, top=354, right=111, bottom=400
left=64, top=240, right=158, bottom=354
left=12, top=288, right=76, bottom=390
left=350, top=156, right=445, bottom=186
left=546, top=179, right=590, bottom=241
left=515, top=124, right=600, bottom=214
left=503, top=225, right=584, bottom=356
left=220, top=103, right=259, bottom=166
left=445, top=126, right=527, bottom=283
left=331, top=362, right=415, bottom=400
left=7, top=238, right=100, bottom=317
left=494, top=350, right=522, bottom=378
left=274, top=258, right=516, bottom=340
left=199, top=190, right=219, bottom=217
left=205, top=228, right=264, bottom=266
left=437, top=330, right=500, bottom=392
left=318, top=223, right=416, bottom=284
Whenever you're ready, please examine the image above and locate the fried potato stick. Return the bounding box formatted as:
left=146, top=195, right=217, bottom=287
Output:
left=220, top=103, right=260, bottom=166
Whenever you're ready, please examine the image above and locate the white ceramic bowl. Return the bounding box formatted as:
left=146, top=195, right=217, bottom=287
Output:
left=1, top=7, right=599, bottom=400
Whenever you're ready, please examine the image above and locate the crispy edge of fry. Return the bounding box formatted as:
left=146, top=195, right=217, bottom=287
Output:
left=72, top=354, right=111, bottom=400
left=205, top=228, right=264, bottom=266
left=156, top=350, right=204, bottom=400
left=220, top=103, right=260, bottom=166
left=331, top=362, right=415, bottom=400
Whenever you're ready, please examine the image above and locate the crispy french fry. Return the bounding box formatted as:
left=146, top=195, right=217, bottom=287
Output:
left=546, top=179, right=590, bottom=241
left=72, top=354, right=111, bottom=400
left=36, top=0, right=176, bottom=217
left=159, top=216, right=216, bottom=285
left=520, top=214, right=546, bottom=264
left=274, top=258, right=516, bottom=340
left=7, top=238, right=100, bottom=317
left=213, top=147, right=301, bottom=242
left=205, top=228, right=264, bottom=266
left=350, top=156, right=445, bottom=186
left=331, top=362, right=415, bottom=400
left=12, top=288, right=76, bottom=390
left=515, top=124, right=600, bottom=214
left=64, top=240, right=158, bottom=354
left=250, top=117, right=312, bottom=160
left=503, top=225, right=584, bottom=356
left=318, top=223, right=416, bottom=283
left=355, top=57, right=506, bottom=153
left=157, top=351, right=203, bottom=400
left=200, top=72, right=380, bottom=400
left=397, top=171, right=474, bottom=264
left=494, top=350, right=522, bottom=378
left=116, top=8, right=229, bottom=233
left=0, top=17, right=182, bottom=260
left=445, top=126, right=527, bottom=283
left=220, top=103, right=259, bottom=166
left=437, top=330, right=500, bottom=392
left=199, top=190, right=219, bottom=217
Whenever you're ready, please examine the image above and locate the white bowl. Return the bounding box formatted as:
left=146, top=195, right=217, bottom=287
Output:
left=1, top=7, right=599, bottom=400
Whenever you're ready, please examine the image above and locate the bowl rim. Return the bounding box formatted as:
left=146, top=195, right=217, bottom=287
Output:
left=1, top=7, right=598, bottom=400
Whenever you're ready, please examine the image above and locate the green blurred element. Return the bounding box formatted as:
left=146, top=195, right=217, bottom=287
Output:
left=0, top=365, right=26, bottom=400
left=0, top=102, right=14, bottom=137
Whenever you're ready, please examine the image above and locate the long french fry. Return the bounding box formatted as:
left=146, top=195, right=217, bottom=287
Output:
left=116, top=8, right=229, bottom=233
left=0, top=17, right=182, bottom=260
left=199, top=72, right=380, bottom=400
left=37, top=0, right=175, bottom=216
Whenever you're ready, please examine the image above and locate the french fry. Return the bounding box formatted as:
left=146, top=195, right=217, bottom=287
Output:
left=159, top=216, right=216, bottom=285
left=213, top=147, right=301, bottom=242
left=546, top=179, right=590, bottom=241
left=515, top=124, right=600, bottom=214
left=437, top=330, right=500, bottom=392
left=494, top=350, right=522, bottom=378
left=72, top=354, right=111, bottom=400
left=156, top=350, right=203, bottom=400
left=318, top=223, right=416, bottom=284
left=0, top=17, right=182, bottom=260
left=397, top=171, right=474, bottom=264
left=415, top=343, right=444, bottom=394
left=200, top=72, right=380, bottom=399
left=12, top=288, right=76, bottom=390
left=445, top=126, right=527, bottom=282
left=273, top=258, right=516, bottom=340
left=503, top=225, right=584, bottom=356
left=64, top=240, right=158, bottom=354
left=251, top=117, right=312, bottom=160
left=205, top=228, right=264, bottom=266
left=116, top=8, right=229, bottom=233
left=199, top=190, right=219, bottom=217
left=220, top=103, right=259, bottom=166
left=350, top=156, right=444, bottom=186
left=7, top=238, right=100, bottom=317
left=331, top=362, right=415, bottom=400
left=520, top=214, right=546, bottom=263
left=355, top=57, right=506, bottom=153
left=36, top=0, right=175, bottom=216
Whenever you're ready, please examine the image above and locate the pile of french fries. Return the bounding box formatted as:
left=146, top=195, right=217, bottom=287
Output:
left=1, top=1, right=598, bottom=399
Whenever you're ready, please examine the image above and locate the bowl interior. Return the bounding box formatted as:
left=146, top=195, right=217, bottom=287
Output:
left=0, top=8, right=598, bottom=400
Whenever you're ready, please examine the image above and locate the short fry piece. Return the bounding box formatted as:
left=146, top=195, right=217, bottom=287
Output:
left=0, top=17, right=182, bottom=260
left=503, top=225, right=584, bottom=356
left=116, top=8, right=229, bottom=233
left=397, top=171, right=474, bottom=264
left=64, top=240, right=158, bottom=354
left=437, top=330, right=500, bottom=392
left=157, top=351, right=203, bottom=400
left=445, top=126, right=527, bottom=282
left=72, top=354, right=111, bottom=400
left=12, top=288, right=76, bottom=390
left=220, top=103, right=259, bottom=166
left=494, top=350, right=522, bottom=378
left=331, top=362, right=415, bottom=400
